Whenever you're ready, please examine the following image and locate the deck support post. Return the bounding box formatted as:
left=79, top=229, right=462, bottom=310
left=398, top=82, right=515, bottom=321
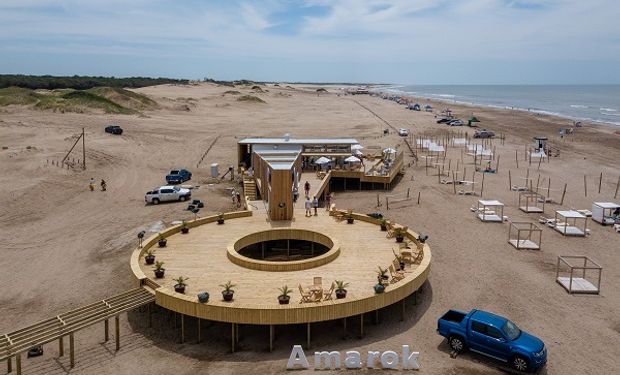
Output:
left=15, top=354, right=20, bottom=375
left=359, top=314, right=364, bottom=338
left=231, top=323, right=236, bottom=353
left=7, top=356, right=12, bottom=373
left=197, top=318, right=201, bottom=344
left=181, top=314, right=185, bottom=344
left=69, top=332, right=75, bottom=368
left=59, top=336, right=64, bottom=357
left=413, top=291, right=417, bottom=305
left=236, top=324, right=240, bottom=345
left=342, top=318, right=347, bottom=339
left=115, top=315, right=120, bottom=351
left=104, top=319, right=109, bottom=342
left=306, top=323, right=311, bottom=349
left=269, top=325, right=274, bottom=352
left=148, top=303, right=152, bottom=328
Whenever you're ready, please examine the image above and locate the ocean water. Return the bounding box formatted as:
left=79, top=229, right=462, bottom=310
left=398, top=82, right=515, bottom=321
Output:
left=384, top=85, right=620, bottom=126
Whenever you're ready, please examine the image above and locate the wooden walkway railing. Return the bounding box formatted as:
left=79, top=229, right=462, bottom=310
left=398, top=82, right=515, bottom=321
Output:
left=1, top=287, right=154, bottom=374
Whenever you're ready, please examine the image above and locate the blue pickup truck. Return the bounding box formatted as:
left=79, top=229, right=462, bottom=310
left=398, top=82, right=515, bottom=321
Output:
left=437, top=309, right=546, bottom=372
left=165, top=169, right=192, bottom=184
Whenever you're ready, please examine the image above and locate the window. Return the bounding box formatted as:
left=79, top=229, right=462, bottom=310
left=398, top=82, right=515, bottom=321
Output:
left=502, top=320, right=521, bottom=341
left=161, top=189, right=173, bottom=194
left=471, top=321, right=486, bottom=334
left=486, top=326, right=504, bottom=340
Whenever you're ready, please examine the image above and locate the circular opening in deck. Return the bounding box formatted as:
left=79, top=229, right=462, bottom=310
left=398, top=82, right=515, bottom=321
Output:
left=227, top=229, right=340, bottom=271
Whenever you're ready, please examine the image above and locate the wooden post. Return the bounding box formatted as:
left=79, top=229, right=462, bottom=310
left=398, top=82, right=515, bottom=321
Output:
left=496, top=155, right=500, bottom=173
left=69, top=332, right=75, bottom=368
left=359, top=314, right=364, bottom=338
left=59, top=336, right=64, bottom=356
left=342, top=318, right=347, bottom=339
left=509, top=170, right=512, bottom=191
left=376, top=193, right=380, bottom=207
left=417, top=191, right=421, bottom=205
left=584, top=175, right=588, bottom=197
left=306, top=323, right=311, bottom=349
left=148, top=303, right=152, bottom=328
left=401, top=300, right=406, bottom=322
left=598, top=171, right=603, bottom=194
left=82, top=127, right=86, bottom=170
left=537, top=155, right=542, bottom=170
left=15, top=354, right=20, bottom=375
left=104, top=319, right=109, bottom=341
left=269, top=325, right=274, bottom=352
left=374, top=309, right=379, bottom=325
left=515, top=149, right=519, bottom=168
left=231, top=323, right=235, bottom=353
left=181, top=314, right=185, bottom=344
left=437, top=167, right=441, bottom=183
left=386, top=197, right=389, bottom=210
left=535, top=174, right=540, bottom=193
left=452, top=172, right=457, bottom=194
left=115, top=315, right=120, bottom=351
left=7, top=356, right=11, bottom=373
left=615, top=175, right=620, bottom=199
left=197, top=318, right=201, bottom=344
left=480, top=172, right=485, bottom=197
left=561, top=183, right=568, bottom=205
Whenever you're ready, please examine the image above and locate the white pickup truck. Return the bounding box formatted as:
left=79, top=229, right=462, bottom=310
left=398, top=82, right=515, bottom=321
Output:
left=145, top=185, right=191, bottom=204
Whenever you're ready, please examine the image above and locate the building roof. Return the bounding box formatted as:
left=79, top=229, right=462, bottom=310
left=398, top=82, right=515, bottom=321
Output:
left=479, top=199, right=504, bottom=206
left=593, top=202, right=620, bottom=209
left=239, top=137, right=359, bottom=145
left=268, top=161, right=295, bottom=170
left=556, top=210, right=586, bottom=218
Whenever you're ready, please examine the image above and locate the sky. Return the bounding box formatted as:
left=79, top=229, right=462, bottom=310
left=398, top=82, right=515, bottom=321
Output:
left=0, top=0, right=619, bottom=84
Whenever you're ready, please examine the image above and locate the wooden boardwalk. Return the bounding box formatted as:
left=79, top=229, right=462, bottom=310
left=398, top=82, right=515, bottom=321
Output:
left=132, top=209, right=431, bottom=325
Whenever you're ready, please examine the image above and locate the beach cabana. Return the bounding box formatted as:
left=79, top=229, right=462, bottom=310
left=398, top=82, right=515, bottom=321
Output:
left=553, top=210, right=587, bottom=236
left=344, top=155, right=361, bottom=163
left=314, top=156, right=331, bottom=165
left=591, top=202, right=620, bottom=225
left=519, top=191, right=545, bottom=213
left=476, top=200, right=505, bottom=222
left=555, top=255, right=602, bottom=294
left=508, top=222, right=542, bottom=250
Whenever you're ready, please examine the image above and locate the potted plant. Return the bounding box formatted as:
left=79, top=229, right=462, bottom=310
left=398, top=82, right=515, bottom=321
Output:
left=180, top=221, right=189, bottom=234
left=277, top=285, right=292, bottom=305
left=393, top=249, right=406, bottom=271
left=394, top=227, right=406, bottom=243
left=157, top=233, right=167, bottom=247
left=217, top=213, right=225, bottom=225
left=144, top=249, right=156, bottom=265
left=335, top=280, right=349, bottom=299
left=379, top=218, right=388, bottom=231
left=197, top=292, right=210, bottom=303
left=173, top=276, right=189, bottom=294
left=374, top=283, right=386, bottom=294
left=220, top=281, right=236, bottom=301
left=346, top=209, right=354, bottom=224
left=153, top=261, right=165, bottom=278
left=377, top=266, right=389, bottom=284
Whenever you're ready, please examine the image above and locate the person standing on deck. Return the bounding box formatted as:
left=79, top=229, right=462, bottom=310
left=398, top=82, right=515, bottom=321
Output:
left=304, top=197, right=312, bottom=217
left=293, top=186, right=299, bottom=203
left=325, top=192, right=331, bottom=211
left=304, top=181, right=310, bottom=198
left=312, top=196, right=318, bottom=216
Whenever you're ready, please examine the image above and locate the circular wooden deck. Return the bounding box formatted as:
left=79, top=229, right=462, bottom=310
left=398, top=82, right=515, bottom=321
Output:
left=131, top=210, right=431, bottom=325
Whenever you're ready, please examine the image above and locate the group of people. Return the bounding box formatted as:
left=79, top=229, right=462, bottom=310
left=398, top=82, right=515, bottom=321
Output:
left=300, top=180, right=332, bottom=217
left=89, top=178, right=106, bottom=191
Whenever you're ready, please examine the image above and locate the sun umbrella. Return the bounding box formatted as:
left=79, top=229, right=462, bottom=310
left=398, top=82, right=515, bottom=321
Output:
left=351, top=144, right=364, bottom=150
left=344, top=155, right=361, bottom=163
left=315, top=156, right=331, bottom=165
left=383, top=147, right=397, bottom=153
left=353, top=149, right=364, bottom=156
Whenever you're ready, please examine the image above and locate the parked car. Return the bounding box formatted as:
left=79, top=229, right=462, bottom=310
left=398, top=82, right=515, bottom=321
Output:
left=145, top=185, right=191, bottom=205
left=437, top=309, right=546, bottom=372
left=447, top=119, right=464, bottom=126
left=474, top=129, right=496, bottom=139
left=398, top=128, right=410, bottom=136
left=165, top=169, right=192, bottom=184
left=436, top=117, right=451, bottom=124
left=104, top=125, right=123, bottom=135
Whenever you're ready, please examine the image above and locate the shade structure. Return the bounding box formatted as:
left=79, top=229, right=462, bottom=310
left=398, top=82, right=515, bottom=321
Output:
left=353, top=149, right=364, bottom=156
left=383, top=147, right=397, bottom=154
left=315, top=156, right=331, bottom=165
left=344, top=155, right=361, bottom=163
left=351, top=144, right=364, bottom=150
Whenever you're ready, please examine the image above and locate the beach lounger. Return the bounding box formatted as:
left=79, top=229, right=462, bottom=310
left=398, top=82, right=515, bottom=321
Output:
left=298, top=284, right=313, bottom=303
left=323, top=282, right=335, bottom=301
left=389, top=265, right=405, bottom=283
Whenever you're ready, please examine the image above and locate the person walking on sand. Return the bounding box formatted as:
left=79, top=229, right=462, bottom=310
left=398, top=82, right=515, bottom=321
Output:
left=236, top=192, right=241, bottom=208
left=304, top=181, right=310, bottom=198
left=100, top=179, right=107, bottom=191
left=312, top=196, right=319, bottom=216
left=89, top=178, right=95, bottom=191
left=231, top=188, right=237, bottom=205
left=325, top=192, right=331, bottom=211
left=304, top=197, right=312, bottom=217
left=293, top=186, right=299, bottom=203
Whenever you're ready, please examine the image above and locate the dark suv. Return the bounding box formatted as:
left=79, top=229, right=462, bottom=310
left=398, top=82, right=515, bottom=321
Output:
left=105, top=125, right=123, bottom=135
left=474, top=129, right=495, bottom=139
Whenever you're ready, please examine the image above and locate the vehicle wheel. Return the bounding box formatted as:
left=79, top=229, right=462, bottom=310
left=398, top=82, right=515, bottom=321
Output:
left=448, top=336, right=465, bottom=353
left=179, top=196, right=186, bottom=202
left=512, top=355, right=529, bottom=372
left=152, top=198, right=160, bottom=205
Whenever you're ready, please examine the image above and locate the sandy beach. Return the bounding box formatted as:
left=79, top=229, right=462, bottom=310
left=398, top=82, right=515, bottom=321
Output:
left=1, top=82, right=619, bottom=374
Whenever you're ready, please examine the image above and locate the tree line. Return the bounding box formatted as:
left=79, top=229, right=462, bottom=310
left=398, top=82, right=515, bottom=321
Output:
left=0, top=75, right=188, bottom=90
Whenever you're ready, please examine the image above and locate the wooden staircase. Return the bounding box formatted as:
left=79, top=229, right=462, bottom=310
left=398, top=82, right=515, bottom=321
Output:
left=243, top=177, right=257, bottom=200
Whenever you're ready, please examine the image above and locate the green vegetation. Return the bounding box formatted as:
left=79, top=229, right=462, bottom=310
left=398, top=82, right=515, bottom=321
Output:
left=0, top=74, right=188, bottom=90
left=0, top=86, right=157, bottom=114
left=237, top=95, right=265, bottom=103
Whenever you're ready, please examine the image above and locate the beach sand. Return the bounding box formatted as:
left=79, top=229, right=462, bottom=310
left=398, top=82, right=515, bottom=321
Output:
left=1, top=82, right=619, bottom=374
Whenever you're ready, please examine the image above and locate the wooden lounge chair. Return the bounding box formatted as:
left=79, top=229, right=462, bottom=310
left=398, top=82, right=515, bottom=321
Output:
left=314, top=277, right=322, bottom=288
left=400, top=248, right=413, bottom=264
left=323, top=282, right=335, bottom=301
left=298, top=284, right=313, bottom=303
left=389, top=265, right=405, bottom=283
